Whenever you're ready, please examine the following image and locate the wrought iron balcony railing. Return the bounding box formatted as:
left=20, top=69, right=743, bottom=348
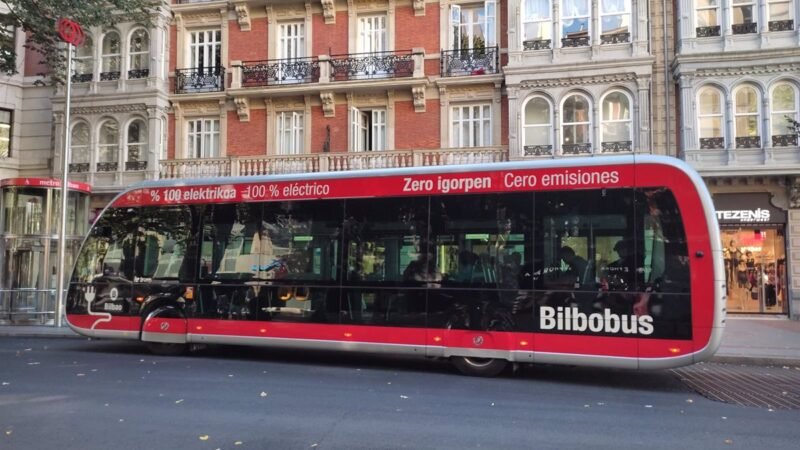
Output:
left=561, top=36, right=590, bottom=47
left=772, top=134, right=799, bottom=147
left=240, top=57, right=321, bottom=87
left=100, top=71, right=121, bottom=81
left=523, top=39, right=551, bottom=51
left=125, top=161, right=148, bottom=171
left=601, top=141, right=633, bottom=153
left=562, top=143, right=592, bottom=155
left=601, top=32, right=630, bottom=45
left=175, top=66, right=226, bottom=94
left=696, top=26, right=721, bottom=37
left=128, top=69, right=149, bottom=79
left=330, top=50, right=414, bottom=81
left=523, top=145, right=553, bottom=156
left=769, top=20, right=794, bottom=31
left=699, top=137, right=725, bottom=149
left=732, top=22, right=758, bottom=34
left=96, top=162, right=119, bottom=172
left=440, top=46, right=499, bottom=77
left=71, top=73, right=93, bottom=83
left=736, top=136, right=761, bottom=148
left=68, top=163, right=90, bottom=173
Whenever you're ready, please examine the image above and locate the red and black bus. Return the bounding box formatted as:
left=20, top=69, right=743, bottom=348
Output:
left=66, top=155, right=724, bottom=376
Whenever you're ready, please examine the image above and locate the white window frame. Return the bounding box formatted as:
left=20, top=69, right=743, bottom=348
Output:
left=450, top=1, right=497, bottom=50
left=731, top=0, right=757, bottom=26
left=101, top=31, right=121, bottom=75
left=70, top=122, right=91, bottom=164
left=277, top=111, right=305, bottom=155
left=189, top=29, right=222, bottom=71
left=125, top=119, right=148, bottom=163
left=450, top=104, right=492, bottom=148
left=73, top=35, right=94, bottom=80
left=522, top=96, right=553, bottom=151
left=358, top=15, right=387, bottom=54
left=733, top=85, right=761, bottom=144
left=695, top=0, right=721, bottom=33
left=521, top=0, right=552, bottom=44
left=560, top=0, right=591, bottom=44
left=600, top=90, right=633, bottom=147
left=0, top=109, right=10, bottom=158
left=128, top=28, right=150, bottom=75
left=187, top=118, right=220, bottom=158
left=278, top=22, right=306, bottom=83
left=697, top=86, right=725, bottom=146
left=560, top=93, right=593, bottom=152
left=350, top=107, right=387, bottom=152
left=599, top=0, right=631, bottom=42
left=97, top=119, right=120, bottom=164
left=770, top=83, right=799, bottom=139
left=767, top=0, right=794, bottom=26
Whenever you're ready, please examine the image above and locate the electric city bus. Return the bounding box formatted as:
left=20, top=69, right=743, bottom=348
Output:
left=66, top=155, right=725, bottom=376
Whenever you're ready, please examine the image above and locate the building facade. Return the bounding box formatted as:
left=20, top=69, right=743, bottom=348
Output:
left=673, top=0, right=800, bottom=317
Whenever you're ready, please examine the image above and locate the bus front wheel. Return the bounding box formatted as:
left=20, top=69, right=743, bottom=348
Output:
left=145, top=342, right=188, bottom=356
left=451, top=356, right=508, bottom=377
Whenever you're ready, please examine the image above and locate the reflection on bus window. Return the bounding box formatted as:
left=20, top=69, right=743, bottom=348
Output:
left=136, top=207, right=192, bottom=280
left=71, top=207, right=138, bottom=283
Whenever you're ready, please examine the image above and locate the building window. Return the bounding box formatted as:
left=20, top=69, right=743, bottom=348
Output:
left=698, top=86, right=725, bottom=148
left=350, top=108, right=386, bottom=152
left=732, top=0, right=758, bottom=34
left=359, top=15, right=387, bottom=53
left=561, top=0, right=590, bottom=46
left=277, top=112, right=304, bottom=155
left=0, top=23, right=15, bottom=71
left=101, top=31, right=121, bottom=80
left=696, top=0, right=721, bottom=37
left=126, top=119, right=147, bottom=169
left=600, top=91, right=632, bottom=152
left=189, top=29, right=221, bottom=70
left=187, top=118, right=220, bottom=158
left=768, top=0, right=794, bottom=30
left=98, top=120, right=120, bottom=170
left=451, top=104, right=492, bottom=147
left=600, top=0, right=631, bottom=44
left=128, top=28, right=150, bottom=79
left=734, top=86, right=761, bottom=148
left=770, top=83, right=799, bottom=147
left=561, top=94, right=592, bottom=154
left=451, top=1, right=497, bottom=50
left=522, top=96, right=553, bottom=155
left=522, top=0, right=552, bottom=49
left=70, top=122, right=90, bottom=170
left=72, top=35, right=94, bottom=82
left=0, top=109, right=10, bottom=158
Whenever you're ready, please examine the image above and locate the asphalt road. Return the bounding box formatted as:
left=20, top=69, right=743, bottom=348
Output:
left=1, top=337, right=799, bottom=450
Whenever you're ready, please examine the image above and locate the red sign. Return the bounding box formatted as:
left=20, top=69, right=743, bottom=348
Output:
left=113, top=166, right=632, bottom=208
left=57, top=18, right=85, bottom=46
left=0, top=177, right=92, bottom=194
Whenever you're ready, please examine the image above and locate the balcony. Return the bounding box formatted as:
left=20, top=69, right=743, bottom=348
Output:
left=523, top=145, right=553, bottom=156
left=562, top=143, right=592, bottom=155
left=240, top=57, right=321, bottom=87
left=175, top=66, right=226, bottom=94
left=736, top=136, right=761, bottom=149
left=696, top=26, right=721, bottom=37
left=561, top=35, right=590, bottom=48
left=699, top=137, right=725, bottom=149
left=523, top=40, right=551, bottom=51
left=330, top=50, right=415, bottom=81
left=128, top=69, right=149, bottom=79
left=440, top=47, right=499, bottom=77
left=159, top=147, right=509, bottom=179
left=769, top=20, right=794, bottom=31
left=600, top=32, right=630, bottom=45
left=99, top=71, right=121, bottom=81
left=601, top=141, right=632, bottom=153
left=732, top=22, right=758, bottom=34
left=772, top=134, right=798, bottom=147
left=71, top=73, right=93, bottom=83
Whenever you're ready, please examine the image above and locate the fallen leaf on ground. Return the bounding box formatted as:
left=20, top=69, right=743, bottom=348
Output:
left=175, top=399, right=184, bottom=404
left=260, top=392, right=268, bottom=397
left=199, top=435, right=209, bottom=441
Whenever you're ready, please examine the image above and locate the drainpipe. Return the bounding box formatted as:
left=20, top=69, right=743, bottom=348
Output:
left=663, top=0, right=671, bottom=156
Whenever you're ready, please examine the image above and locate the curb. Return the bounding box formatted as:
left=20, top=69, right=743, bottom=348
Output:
left=710, top=355, right=800, bottom=367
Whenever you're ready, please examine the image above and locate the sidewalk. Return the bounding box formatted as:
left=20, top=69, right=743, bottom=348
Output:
left=1, top=316, right=799, bottom=367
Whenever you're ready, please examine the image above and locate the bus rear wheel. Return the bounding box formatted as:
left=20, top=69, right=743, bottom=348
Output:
left=451, top=356, right=508, bottom=377
left=145, top=342, right=188, bottom=356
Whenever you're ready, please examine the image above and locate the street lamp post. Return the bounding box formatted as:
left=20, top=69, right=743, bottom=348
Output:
left=55, top=18, right=85, bottom=328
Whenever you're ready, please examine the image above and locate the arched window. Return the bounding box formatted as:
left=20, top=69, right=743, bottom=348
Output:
left=561, top=93, right=592, bottom=154
left=522, top=96, right=553, bottom=155
left=70, top=122, right=90, bottom=172
left=101, top=31, right=121, bottom=80
left=126, top=119, right=148, bottom=170
left=72, top=35, right=93, bottom=83
left=97, top=120, right=119, bottom=171
left=600, top=91, right=632, bottom=152
left=697, top=86, right=725, bottom=149
left=734, top=85, right=761, bottom=148
left=128, top=28, right=150, bottom=79
left=770, top=83, right=799, bottom=147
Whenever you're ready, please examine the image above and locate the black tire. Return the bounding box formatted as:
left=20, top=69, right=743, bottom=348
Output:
left=451, top=356, right=508, bottom=377
left=145, top=341, right=188, bottom=356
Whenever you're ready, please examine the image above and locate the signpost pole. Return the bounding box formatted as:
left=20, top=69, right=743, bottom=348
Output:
left=55, top=42, right=73, bottom=328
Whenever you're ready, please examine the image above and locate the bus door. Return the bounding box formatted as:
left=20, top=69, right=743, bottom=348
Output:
left=136, top=206, right=194, bottom=344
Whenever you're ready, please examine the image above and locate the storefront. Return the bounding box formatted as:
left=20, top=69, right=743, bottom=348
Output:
left=714, top=193, right=788, bottom=315
left=0, top=178, right=92, bottom=325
